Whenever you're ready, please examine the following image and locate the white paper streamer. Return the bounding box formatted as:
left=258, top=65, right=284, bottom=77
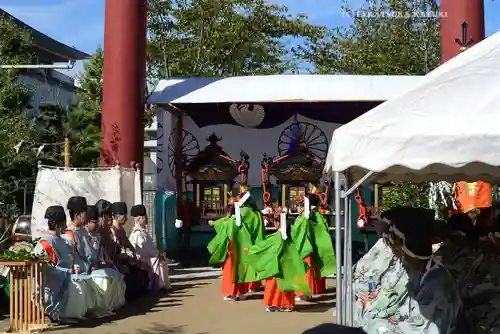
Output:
left=303, top=196, right=310, bottom=219
left=235, top=191, right=251, bottom=227
left=235, top=204, right=242, bottom=226
left=280, top=209, right=287, bottom=240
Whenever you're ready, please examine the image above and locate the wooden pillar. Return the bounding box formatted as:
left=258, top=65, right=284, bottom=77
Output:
left=440, top=0, right=485, bottom=63
left=101, top=0, right=147, bottom=167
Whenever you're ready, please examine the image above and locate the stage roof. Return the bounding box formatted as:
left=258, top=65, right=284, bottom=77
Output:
left=148, top=75, right=423, bottom=127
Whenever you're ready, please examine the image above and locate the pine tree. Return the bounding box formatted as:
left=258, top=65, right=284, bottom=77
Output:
left=0, top=16, right=38, bottom=215
left=66, top=47, right=104, bottom=167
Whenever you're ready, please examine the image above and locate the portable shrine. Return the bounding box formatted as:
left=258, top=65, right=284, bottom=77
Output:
left=261, top=122, right=329, bottom=217
left=184, top=132, right=249, bottom=220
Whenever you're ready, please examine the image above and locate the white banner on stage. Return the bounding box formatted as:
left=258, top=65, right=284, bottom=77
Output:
left=31, top=166, right=142, bottom=240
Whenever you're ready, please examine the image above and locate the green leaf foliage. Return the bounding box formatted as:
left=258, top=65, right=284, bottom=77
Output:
left=296, top=0, right=441, bottom=210
left=0, top=17, right=38, bottom=215
left=147, top=0, right=327, bottom=78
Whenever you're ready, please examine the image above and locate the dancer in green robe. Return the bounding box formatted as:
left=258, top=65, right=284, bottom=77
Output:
left=207, top=189, right=265, bottom=300
left=292, top=192, right=336, bottom=300
left=247, top=211, right=310, bottom=311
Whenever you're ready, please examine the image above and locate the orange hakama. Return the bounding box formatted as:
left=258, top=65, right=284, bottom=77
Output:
left=221, top=241, right=248, bottom=296
left=263, top=277, right=295, bottom=309
left=295, top=254, right=326, bottom=297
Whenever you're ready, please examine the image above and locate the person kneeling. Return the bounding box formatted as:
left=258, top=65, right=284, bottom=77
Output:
left=85, top=205, right=126, bottom=315
left=33, top=205, right=94, bottom=323
left=129, top=204, right=170, bottom=292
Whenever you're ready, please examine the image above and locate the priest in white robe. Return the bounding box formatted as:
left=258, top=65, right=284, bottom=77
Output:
left=129, top=204, right=170, bottom=291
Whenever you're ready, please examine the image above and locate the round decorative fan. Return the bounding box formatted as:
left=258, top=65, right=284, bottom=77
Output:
left=229, top=103, right=265, bottom=128
left=278, top=122, right=329, bottom=160
left=168, top=128, right=200, bottom=177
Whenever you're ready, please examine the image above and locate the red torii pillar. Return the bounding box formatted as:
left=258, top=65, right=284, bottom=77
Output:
left=101, top=0, right=147, bottom=167
left=440, top=0, right=485, bottom=63
left=440, top=0, right=490, bottom=214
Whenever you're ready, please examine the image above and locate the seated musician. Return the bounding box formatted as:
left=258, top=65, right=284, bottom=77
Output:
left=354, top=206, right=462, bottom=334
left=95, top=199, right=117, bottom=265
left=444, top=209, right=500, bottom=333
left=129, top=204, right=170, bottom=291
left=62, top=196, right=104, bottom=319
left=32, top=206, right=94, bottom=322
left=85, top=205, right=126, bottom=314
left=110, top=201, right=150, bottom=301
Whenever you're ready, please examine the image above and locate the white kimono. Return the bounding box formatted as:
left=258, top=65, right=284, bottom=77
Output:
left=129, top=224, right=170, bottom=290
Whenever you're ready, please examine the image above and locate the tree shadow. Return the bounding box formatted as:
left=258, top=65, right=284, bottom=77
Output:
left=54, top=289, right=186, bottom=330
left=170, top=274, right=221, bottom=283
left=127, top=323, right=210, bottom=334
left=295, top=292, right=336, bottom=313
left=295, top=301, right=336, bottom=313
left=169, top=282, right=209, bottom=292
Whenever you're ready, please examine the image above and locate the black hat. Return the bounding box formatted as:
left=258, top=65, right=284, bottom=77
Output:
left=44, top=205, right=66, bottom=224
left=111, top=202, right=128, bottom=215
left=308, top=193, right=320, bottom=207
left=383, top=206, right=435, bottom=259
left=67, top=196, right=87, bottom=213
left=130, top=204, right=147, bottom=217
left=95, top=199, right=112, bottom=217
left=87, top=205, right=99, bottom=221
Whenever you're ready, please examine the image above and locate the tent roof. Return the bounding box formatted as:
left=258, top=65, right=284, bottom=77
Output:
left=324, top=32, right=500, bottom=183
left=147, top=75, right=422, bottom=104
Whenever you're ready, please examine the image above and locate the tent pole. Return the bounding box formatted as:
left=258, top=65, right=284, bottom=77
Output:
left=346, top=195, right=353, bottom=325
left=339, top=176, right=350, bottom=325
left=342, top=186, right=350, bottom=325
left=334, top=172, right=343, bottom=324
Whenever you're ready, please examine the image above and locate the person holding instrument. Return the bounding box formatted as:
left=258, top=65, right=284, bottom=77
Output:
left=33, top=205, right=95, bottom=322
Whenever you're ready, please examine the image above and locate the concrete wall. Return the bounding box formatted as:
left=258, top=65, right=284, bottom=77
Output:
left=19, top=69, right=77, bottom=114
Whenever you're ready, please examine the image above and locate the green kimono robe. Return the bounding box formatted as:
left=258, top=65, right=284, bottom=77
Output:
left=246, top=230, right=311, bottom=295
left=207, top=206, right=265, bottom=283
left=292, top=209, right=336, bottom=277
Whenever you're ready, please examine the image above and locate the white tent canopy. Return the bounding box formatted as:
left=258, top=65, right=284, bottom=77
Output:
left=324, top=31, right=500, bottom=183
left=147, top=75, right=421, bottom=104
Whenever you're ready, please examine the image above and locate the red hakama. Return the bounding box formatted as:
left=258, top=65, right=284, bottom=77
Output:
left=221, top=241, right=248, bottom=296
left=263, top=277, right=294, bottom=309
left=295, top=254, right=326, bottom=297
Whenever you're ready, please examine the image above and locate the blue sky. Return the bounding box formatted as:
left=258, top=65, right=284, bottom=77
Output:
left=1, top=0, right=500, bottom=76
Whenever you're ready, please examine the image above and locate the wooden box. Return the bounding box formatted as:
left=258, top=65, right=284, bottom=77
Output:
left=0, top=261, right=48, bottom=333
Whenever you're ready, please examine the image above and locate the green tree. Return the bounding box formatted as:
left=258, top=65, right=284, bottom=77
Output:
left=66, top=47, right=104, bottom=167
left=147, top=0, right=327, bottom=78
left=296, top=0, right=440, bottom=75
left=296, top=0, right=441, bottom=210
left=0, top=17, right=38, bottom=215
left=33, top=104, right=70, bottom=166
